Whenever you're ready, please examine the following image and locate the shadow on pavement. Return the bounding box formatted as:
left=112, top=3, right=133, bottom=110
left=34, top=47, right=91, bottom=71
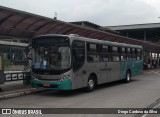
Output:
left=35, top=79, right=139, bottom=97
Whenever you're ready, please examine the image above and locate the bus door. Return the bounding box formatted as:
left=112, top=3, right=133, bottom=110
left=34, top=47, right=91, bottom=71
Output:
left=72, top=40, right=86, bottom=89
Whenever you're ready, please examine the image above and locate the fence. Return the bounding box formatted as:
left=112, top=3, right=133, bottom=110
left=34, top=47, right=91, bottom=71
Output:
left=4, top=71, right=30, bottom=82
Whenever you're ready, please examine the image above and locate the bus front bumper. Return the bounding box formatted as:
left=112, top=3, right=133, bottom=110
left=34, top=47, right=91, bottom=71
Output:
left=32, top=79, right=72, bottom=90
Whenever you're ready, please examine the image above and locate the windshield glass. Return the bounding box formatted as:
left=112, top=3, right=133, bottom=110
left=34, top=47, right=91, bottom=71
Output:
left=32, top=36, right=71, bottom=72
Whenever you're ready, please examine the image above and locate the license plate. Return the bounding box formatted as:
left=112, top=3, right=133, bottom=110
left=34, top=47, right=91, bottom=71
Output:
left=43, top=84, right=50, bottom=87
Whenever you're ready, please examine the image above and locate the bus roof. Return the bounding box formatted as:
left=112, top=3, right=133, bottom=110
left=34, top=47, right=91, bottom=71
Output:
left=34, top=34, right=143, bottom=49
left=69, top=34, right=142, bottom=49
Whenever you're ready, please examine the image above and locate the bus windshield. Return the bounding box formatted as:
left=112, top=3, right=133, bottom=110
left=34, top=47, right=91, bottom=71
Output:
left=32, top=36, right=71, bottom=74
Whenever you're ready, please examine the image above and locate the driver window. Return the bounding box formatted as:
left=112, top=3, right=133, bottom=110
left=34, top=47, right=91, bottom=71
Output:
left=72, top=41, right=85, bottom=72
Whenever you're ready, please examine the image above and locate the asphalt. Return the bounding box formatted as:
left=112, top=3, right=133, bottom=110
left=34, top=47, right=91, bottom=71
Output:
left=0, top=69, right=160, bottom=117
left=0, top=69, right=159, bottom=101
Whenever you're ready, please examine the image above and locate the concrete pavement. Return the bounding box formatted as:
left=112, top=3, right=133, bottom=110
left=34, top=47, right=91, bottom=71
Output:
left=0, top=81, right=44, bottom=100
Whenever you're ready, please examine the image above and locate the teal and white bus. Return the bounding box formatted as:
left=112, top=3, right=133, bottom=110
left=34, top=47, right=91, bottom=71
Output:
left=31, top=34, right=143, bottom=92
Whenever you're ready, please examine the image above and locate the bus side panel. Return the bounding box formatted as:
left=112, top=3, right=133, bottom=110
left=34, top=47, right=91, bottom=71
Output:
left=120, top=61, right=134, bottom=80
left=85, top=62, right=101, bottom=85
left=72, top=66, right=87, bottom=90
left=107, top=62, right=120, bottom=82
left=99, top=62, right=108, bottom=84
left=131, top=60, right=143, bottom=77
left=123, top=60, right=143, bottom=78
left=120, top=61, right=128, bottom=80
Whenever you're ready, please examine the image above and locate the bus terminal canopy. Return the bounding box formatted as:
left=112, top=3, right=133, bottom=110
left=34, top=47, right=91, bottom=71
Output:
left=0, top=6, right=160, bottom=53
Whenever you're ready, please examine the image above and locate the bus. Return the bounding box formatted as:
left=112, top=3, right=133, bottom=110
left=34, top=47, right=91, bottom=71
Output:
left=31, top=34, right=143, bottom=92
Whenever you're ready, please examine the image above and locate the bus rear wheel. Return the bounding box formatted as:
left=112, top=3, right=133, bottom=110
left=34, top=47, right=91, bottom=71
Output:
left=125, top=71, right=131, bottom=83
left=86, top=76, right=95, bottom=92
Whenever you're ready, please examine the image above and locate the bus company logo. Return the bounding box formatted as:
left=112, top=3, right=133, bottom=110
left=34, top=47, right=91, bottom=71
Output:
left=2, top=109, right=11, bottom=114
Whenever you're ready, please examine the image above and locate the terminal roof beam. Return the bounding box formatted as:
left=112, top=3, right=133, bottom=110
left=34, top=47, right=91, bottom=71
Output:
left=0, top=6, right=160, bottom=53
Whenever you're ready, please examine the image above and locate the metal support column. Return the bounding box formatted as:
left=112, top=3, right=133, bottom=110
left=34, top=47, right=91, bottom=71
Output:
left=157, top=53, right=160, bottom=67
left=126, top=32, right=129, bottom=37
left=144, top=30, right=146, bottom=41
left=150, top=53, right=153, bottom=68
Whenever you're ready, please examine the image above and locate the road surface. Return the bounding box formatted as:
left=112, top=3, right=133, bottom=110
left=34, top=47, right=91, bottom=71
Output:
left=0, top=70, right=160, bottom=117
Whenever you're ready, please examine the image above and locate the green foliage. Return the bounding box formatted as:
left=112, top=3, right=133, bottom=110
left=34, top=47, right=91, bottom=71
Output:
left=4, top=60, right=14, bottom=68
left=24, top=65, right=31, bottom=72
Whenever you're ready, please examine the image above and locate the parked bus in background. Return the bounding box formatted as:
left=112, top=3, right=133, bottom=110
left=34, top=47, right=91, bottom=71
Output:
left=30, top=34, right=143, bottom=92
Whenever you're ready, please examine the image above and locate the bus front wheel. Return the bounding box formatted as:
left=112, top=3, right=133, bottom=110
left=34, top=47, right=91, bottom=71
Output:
left=86, top=76, right=95, bottom=92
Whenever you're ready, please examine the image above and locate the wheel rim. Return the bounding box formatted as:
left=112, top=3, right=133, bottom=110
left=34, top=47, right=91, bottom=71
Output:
left=88, top=79, right=94, bottom=89
left=127, top=73, right=130, bottom=81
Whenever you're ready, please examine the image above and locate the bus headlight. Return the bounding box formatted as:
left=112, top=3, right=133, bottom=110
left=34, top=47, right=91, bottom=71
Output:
left=32, top=76, right=38, bottom=80
left=59, top=75, right=70, bottom=82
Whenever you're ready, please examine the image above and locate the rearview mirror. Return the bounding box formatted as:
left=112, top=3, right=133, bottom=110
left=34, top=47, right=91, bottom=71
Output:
left=25, top=44, right=32, bottom=60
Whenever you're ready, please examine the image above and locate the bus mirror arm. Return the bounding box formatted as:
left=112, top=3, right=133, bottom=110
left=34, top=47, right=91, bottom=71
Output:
left=27, top=56, right=32, bottom=60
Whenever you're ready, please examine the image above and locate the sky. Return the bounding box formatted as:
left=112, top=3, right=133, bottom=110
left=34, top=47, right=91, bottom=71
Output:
left=0, top=0, right=160, bottom=26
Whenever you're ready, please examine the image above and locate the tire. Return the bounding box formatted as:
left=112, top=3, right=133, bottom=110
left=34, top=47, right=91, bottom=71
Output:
left=86, top=76, right=95, bottom=92
left=125, top=71, right=131, bottom=83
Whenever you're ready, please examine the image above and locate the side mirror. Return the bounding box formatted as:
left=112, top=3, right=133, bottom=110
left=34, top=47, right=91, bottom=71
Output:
left=27, top=52, right=32, bottom=60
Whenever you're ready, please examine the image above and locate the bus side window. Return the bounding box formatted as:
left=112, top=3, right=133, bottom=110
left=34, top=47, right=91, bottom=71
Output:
left=108, top=46, right=113, bottom=61
left=132, top=48, right=136, bottom=60
left=87, top=43, right=99, bottom=62
left=102, top=45, right=109, bottom=62
left=72, top=41, right=85, bottom=72
left=137, top=48, right=142, bottom=60
left=121, top=47, right=126, bottom=61
left=112, top=46, right=120, bottom=61
left=127, top=48, right=131, bottom=61
left=98, top=45, right=103, bottom=61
